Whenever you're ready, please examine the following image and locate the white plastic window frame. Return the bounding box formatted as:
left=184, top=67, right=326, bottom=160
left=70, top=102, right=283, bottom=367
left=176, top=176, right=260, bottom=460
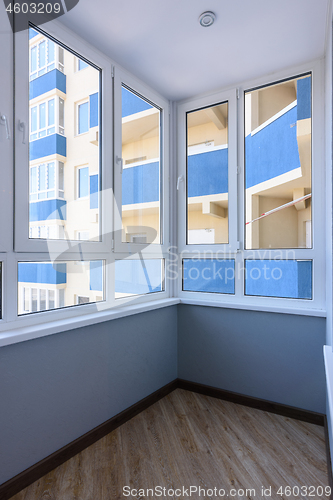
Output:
left=178, top=60, right=325, bottom=314
left=0, top=8, right=13, bottom=254
left=177, top=89, right=238, bottom=255
left=113, top=67, right=170, bottom=257
left=0, top=17, right=170, bottom=338
left=1, top=251, right=109, bottom=329
left=14, top=19, right=112, bottom=255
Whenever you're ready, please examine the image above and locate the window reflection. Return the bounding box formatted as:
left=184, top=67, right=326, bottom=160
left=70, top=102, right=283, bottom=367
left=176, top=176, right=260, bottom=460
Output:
left=186, top=102, right=229, bottom=245
left=245, top=75, right=312, bottom=249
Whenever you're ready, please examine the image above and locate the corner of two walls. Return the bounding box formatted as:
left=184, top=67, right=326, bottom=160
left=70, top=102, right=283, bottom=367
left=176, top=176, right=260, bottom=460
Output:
left=324, top=8, right=333, bottom=474
left=177, top=304, right=326, bottom=413
left=0, top=306, right=178, bottom=485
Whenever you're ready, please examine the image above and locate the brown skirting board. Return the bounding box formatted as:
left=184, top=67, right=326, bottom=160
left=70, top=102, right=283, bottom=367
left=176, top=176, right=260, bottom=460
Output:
left=0, top=379, right=178, bottom=500
left=1, top=378, right=332, bottom=500
left=178, top=379, right=325, bottom=426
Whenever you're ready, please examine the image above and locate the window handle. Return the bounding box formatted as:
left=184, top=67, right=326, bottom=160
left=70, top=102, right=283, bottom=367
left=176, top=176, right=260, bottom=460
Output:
left=177, top=175, right=184, bottom=190
left=116, top=155, right=123, bottom=174
left=18, top=120, right=26, bottom=144
left=0, top=114, right=10, bottom=140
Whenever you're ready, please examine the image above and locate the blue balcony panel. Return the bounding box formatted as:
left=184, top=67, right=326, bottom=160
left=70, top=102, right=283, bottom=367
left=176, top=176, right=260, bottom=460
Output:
left=29, top=134, right=66, bottom=161
left=245, top=106, right=301, bottom=189
left=188, top=148, right=228, bottom=197
left=90, top=174, right=99, bottom=209
left=122, top=161, right=159, bottom=205
left=30, top=69, right=66, bottom=100
left=297, top=260, right=312, bottom=299
left=89, top=93, right=99, bottom=128
left=18, top=262, right=67, bottom=285
left=90, top=261, right=103, bottom=291
left=122, top=87, right=153, bottom=118
left=297, top=75, right=311, bottom=121
left=245, top=260, right=312, bottom=299
left=115, top=260, right=163, bottom=295
left=29, top=199, right=66, bottom=222
left=183, top=259, right=235, bottom=294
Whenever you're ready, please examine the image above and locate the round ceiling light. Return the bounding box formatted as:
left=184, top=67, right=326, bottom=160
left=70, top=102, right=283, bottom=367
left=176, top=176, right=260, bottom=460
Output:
left=199, top=11, right=216, bottom=27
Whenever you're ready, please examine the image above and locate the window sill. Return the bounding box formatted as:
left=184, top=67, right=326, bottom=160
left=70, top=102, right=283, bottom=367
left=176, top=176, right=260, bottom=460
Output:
left=0, top=298, right=180, bottom=348
left=0, top=295, right=325, bottom=348
left=179, top=297, right=326, bottom=317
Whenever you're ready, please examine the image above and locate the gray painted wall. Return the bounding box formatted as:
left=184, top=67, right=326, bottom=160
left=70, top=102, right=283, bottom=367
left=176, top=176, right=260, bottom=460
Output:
left=1, top=303, right=328, bottom=485
left=0, top=306, right=178, bottom=485
left=178, top=304, right=326, bottom=413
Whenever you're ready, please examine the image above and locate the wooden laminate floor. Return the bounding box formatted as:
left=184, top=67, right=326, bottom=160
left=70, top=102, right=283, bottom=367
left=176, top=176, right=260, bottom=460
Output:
left=10, top=389, right=329, bottom=500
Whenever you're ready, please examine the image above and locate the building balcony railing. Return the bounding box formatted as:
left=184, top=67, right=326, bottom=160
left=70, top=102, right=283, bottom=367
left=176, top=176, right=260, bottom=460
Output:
left=29, top=134, right=66, bottom=161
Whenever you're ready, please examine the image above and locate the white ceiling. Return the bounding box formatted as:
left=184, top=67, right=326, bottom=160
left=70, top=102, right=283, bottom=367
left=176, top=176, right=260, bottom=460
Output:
left=60, top=0, right=331, bottom=101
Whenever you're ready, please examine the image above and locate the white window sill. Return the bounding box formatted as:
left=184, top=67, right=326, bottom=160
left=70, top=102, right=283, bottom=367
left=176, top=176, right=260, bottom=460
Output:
left=0, top=296, right=325, bottom=348
left=179, top=298, right=326, bottom=318
left=0, top=298, right=180, bottom=348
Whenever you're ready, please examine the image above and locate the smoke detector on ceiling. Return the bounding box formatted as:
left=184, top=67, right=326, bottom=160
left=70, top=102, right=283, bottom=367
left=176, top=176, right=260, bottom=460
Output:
left=199, top=11, right=216, bottom=27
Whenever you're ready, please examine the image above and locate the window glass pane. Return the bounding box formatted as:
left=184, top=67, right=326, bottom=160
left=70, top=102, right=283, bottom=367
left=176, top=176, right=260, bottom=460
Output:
left=77, top=296, right=89, bottom=304
left=115, top=259, right=164, bottom=298
left=39, top=164, right=46, bottom=191
left=24, top=287, right=30, bottom=312
left=39, top=41, right=46, bottom=68
left=186, top=102, right=228, bottom=245
left=78, top=102, right=89, bottom=134
left=48, top=99, right=55, bottom=126
left=28, top=28, right=101, bottom=241
left=31, top=106, right=37, bottom=132
left=59, top=162, right=64, bottom=191
left=78, top=167, right=89, bottom=198
left=31, top=288, right=38, bottom=312
left=244, top=260, right=312, bottom=299
left=18, top=261, right=105, bottom=315
left=245, top=74, right=312, bottom=249
left=77, top=231, right=89, bottom=240
left=58, top=47, right=64, bottom=73
left=30, top=46, right=37, bottom=73
left=183, top=259, right=235, bottom=294
left=48, top=40, right=55, bottom=63
left=40, top=289, right=47, bottom=311
left=49, top=289, right=55, bottom=309
left=39, top=103, right=46, bottom=129
left=48, top=162, right=55, bottom=189
left=59, top=98, right=64, bottom=129
left=30, top=167, right=37, bottom=194
left=78, top=59, right=89, bottom=70
left=59, top=288, right=65, bottom=308
left=121, top=86, right=161, bottom=245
